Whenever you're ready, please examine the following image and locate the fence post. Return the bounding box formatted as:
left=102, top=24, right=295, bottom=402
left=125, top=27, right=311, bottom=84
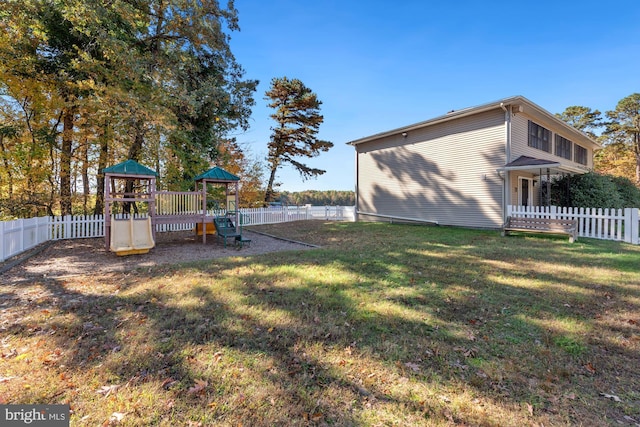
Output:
left=616, top=209, right=622, bottom=241
left=634, top=208, right=640, bottom=245
left=38, top=216, right=48, bottom=244
left=19, top=219, right=24, bottom=256
left=627, top=209, right=633, bottom=244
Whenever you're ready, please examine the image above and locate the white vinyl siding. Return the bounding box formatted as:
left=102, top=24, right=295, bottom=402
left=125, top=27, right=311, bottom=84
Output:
left=356, top=109, right=505, bottom=228
left=511, top=114, right=593, bottom=169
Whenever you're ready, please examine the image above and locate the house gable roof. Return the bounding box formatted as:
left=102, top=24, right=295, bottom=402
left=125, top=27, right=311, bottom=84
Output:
left=103, top=160, right=158, bottom=177
left=346, top=95, right=600, bottom=150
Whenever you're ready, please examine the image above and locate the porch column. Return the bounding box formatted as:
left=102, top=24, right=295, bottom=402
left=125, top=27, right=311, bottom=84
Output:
left=503, top=171, right=511, bottom=222
left=546, top=168, right=551, bottom=206
left=538, top=168, right=542, bottom=207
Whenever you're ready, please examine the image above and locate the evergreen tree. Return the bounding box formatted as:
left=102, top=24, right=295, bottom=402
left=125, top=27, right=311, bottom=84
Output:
left=555, top=106, right=603, bottom=138
left=605, top=94, right=640, bottom=184
left=264, top=77, right=333, bottom=203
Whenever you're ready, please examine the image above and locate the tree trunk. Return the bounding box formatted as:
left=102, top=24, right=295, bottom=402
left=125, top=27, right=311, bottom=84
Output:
left=59, top=107, right=74, bottom=215
left=94, top=125, right=110, bottom=215
left=635, top=133, right=640, bottom=184
left=123, top=119, right=146, bottom=214
left=0, top=135, right=13, bottom=200
left=81, top=138, right=89, bottom=215
left=129, top=118, right=145, bottom=161
left=264, top=164, right=278, bottom=204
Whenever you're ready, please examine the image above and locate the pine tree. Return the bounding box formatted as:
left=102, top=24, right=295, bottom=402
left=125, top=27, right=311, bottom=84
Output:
left=264, top=77, right=333, bottom=203
left=605, top=94, right=640, bottom=184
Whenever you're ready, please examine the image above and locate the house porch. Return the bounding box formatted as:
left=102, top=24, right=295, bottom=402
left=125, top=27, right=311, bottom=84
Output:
left=499, top=155, right=588, bottom=210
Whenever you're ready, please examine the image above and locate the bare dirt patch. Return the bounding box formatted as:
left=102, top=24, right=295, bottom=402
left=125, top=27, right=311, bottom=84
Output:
left=0, top=229, right=312, bottom=283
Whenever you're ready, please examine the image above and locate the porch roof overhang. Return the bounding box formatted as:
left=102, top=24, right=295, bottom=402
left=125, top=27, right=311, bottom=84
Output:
left=496, top=156, right=588, bottom=176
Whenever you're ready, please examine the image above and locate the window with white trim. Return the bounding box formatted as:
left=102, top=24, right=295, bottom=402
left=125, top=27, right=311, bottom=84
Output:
left=528, top=121, right=551, bottom=153
left=555, top=134, right=573, bottom=160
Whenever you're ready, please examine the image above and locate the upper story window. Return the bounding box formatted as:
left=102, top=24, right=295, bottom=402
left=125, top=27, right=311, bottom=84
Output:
left=574, top=145, right=588, bottom=165
left=528, top=121, right=551, bottom=153
left=555, top=134, right=573, bottom=160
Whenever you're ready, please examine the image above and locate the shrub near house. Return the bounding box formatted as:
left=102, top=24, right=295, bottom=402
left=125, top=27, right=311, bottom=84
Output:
left=552, top=172, right=640, bottom=208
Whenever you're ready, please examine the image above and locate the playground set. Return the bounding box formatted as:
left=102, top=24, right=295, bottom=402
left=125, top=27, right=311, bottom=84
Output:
left=103, top=160, right=247, bottom=256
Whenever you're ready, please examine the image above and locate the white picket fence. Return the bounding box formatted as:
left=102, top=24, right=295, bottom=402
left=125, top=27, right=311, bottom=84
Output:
left=0, top=217, right=51, bottom=264
left=508, top=205, right=640, bottom=244
left=1, top=206, right=356, bottom=262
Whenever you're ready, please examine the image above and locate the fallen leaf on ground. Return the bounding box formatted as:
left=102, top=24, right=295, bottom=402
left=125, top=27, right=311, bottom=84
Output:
left=96, top=384, right=120, bottom=397
left=404, top=362, right=421, bottom=372
left=161, top=378, right=177, bottom=389
left=526, top=403, right=534, bottom=416
left=187, top=379, right=208, bottom=396
left=110, top=412, right=126, bottom=422
left=600, top=393, right=622, bottom=402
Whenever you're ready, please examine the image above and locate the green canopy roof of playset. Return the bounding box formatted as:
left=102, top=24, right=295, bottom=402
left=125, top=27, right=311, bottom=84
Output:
left=194, top=166, right=240, bottom=182
left=102, top=160, right=158, bottom=177
left=103, top=161, right=240, bottom=183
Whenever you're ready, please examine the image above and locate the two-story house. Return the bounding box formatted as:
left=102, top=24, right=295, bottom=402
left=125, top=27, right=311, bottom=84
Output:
left=347, top=96, right=600, bottom=228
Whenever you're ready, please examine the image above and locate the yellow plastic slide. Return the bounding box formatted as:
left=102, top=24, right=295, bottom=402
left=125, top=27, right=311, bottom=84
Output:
left=110, top=217, right=155, bottom=256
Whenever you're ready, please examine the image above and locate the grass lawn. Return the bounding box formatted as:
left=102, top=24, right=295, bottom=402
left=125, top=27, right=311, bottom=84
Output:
left=1, top=221, right=639, bottom=426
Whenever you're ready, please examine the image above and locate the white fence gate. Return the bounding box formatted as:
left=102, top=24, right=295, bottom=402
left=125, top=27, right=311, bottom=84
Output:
left=508, top=205, right=639, bottom=244
left=1, top=206, right=356, bottom=262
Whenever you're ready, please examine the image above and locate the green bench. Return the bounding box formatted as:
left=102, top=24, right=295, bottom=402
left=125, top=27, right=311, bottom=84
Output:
left=213, top=216, right=251, bottom=248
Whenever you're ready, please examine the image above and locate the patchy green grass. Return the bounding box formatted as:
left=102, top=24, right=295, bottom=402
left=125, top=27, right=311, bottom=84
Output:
left=1, top=221, right=639, bottom=426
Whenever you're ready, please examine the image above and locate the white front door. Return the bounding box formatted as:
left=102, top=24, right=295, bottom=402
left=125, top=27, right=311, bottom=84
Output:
left=518, top=177, right=534, bottom=207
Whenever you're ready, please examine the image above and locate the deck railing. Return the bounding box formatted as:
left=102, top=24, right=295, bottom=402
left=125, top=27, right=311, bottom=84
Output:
left=156, top=191, right=203, bottom=215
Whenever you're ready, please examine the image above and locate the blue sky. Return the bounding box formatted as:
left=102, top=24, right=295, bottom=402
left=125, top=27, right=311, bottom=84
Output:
left=229, top=0, right=640, bottom=192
